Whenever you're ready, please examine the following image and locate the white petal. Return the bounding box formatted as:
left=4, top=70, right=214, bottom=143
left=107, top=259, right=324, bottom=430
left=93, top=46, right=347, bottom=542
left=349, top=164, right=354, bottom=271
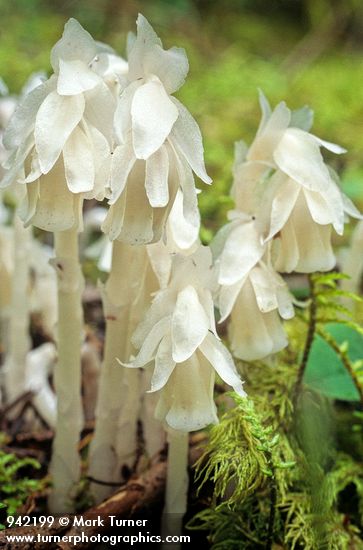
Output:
left=274, top=128, right=348, bottom=234
left=21, top=152, right=42, bottom=184
left=147, top=242, right=172, bottom=289
left=249, top=267, right=279, bottom=313
left=155, top=353, right=218, bottom=432
left=263, top=311, right=289, bottom=354
left=276, top=283, right=295, bottom=320
left=229, top=279, right=286, bottom=360
left=149, top=332, right=175, bottom=392
left=199, top=333, right=245, bottom=396
left=145, top=146, right=169, bottom=207
left=167, top=189, right=199, bottom=251
left=0, top=136, right=34, bottom=188
left=3, top=78, right=54, bottom=150
left=171, top=285, right=210, bottom=362
left=303, top=188, right=333, bottom=225
left=292, top=194, right=336, bottom=272
left=256, top=89, right=271, bottom=136
left=290, top=106, right=314, bottom=132
left=90, top=52, right=128, bottom=81
left=114, top=81, right=140, bottom=144
left=198, top=288, right=218, bottom=336
left=21, top=71, right=47, bottom=96
left=248, top=101, right=290, bottom=162
left=84, top=81, right=116, bottom=144
left=219, top=221, right=265, bottom=285
left=144, top=44, right=189, bottom=94
left=266, top=178, right=300, bottom=240
left=232, top=160, right=271, bottom=216
left=273, top=127, right=333, bottom=193
left=132, top=289, right=174, bottom=349
left=29, top=159, right=81, bottom=232
left=63, top=125, right=94, bottom=193
left=101, top=194, right=126, bottom=241
left=233, top=140, right=249, bottom=172
left=210, top=221, right=236, bottom=260
left=171, top=145, right=200, bottom=230
left=18, top=180, right=40, bottom=227
left=126, top=31, right=136, bottom=59
left=218, top=277, right=246, bottom=322
left=342, top=193, right=363, bottom=220
left=50, top=18, right=97, bottom=72
left=272, top=218, right=299, bottom=273
left=170, top=97, right=211, bottom=183
left=85, top=123, right=111, bottom=199
left=128, top=14, right=162, bottom=81
left=108, top=142, right=136, bottom=204
left=35, top=91, right=85, bottom=174
left=131, top=80, right=178, bottom=159
left=128, top=316, right=170, bottom=368
left=57, top=59, right=101, bottom=95
left=313, top=135, right=346, bottom=154
left=275, top=194, right=336, bottom=273
left=116, top=161, right=155, bottom=244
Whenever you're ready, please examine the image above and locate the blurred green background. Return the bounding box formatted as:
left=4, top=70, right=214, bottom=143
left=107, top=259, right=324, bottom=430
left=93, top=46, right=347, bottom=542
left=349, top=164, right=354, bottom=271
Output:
left=1, top=0, right=363, bottom=237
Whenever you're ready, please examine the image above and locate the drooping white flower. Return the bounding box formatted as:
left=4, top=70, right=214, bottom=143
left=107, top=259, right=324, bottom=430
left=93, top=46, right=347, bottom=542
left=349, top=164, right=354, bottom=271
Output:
left=124, top=246, right=245, bottom=432
left=213, top=218, right=294, bottom=361
left=233, top=92, right=362, bottom=273
left=102, top=14, right=211, bottom=244
left=0, top=19, right=120, bottom=232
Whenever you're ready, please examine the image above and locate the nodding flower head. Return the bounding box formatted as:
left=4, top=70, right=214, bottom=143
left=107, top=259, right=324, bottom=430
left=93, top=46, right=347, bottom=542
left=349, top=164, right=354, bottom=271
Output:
left=102, top=14, right=211, bottom=245
left=231, top=91, right=362, bottom=274
left=122, top=245, right=245, bottom=432
left=0, top=19, right=127, bottom=232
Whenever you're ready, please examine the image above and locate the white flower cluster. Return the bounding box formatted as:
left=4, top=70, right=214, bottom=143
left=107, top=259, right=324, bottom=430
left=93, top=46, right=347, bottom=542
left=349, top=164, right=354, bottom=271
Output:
left=0, top=15, right=242, bottom=437
left=0, top=16, right=209, bottom=245
left=1, top=16, right=360, bottom=443
left=213, top=92, right=362, bottom=362
left=124, top=246, right=245, bottom=432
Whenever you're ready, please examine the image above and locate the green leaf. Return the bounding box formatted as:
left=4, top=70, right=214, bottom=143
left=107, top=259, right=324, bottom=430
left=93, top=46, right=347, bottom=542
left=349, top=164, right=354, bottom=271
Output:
left=304, top=323, right=363, bottom=402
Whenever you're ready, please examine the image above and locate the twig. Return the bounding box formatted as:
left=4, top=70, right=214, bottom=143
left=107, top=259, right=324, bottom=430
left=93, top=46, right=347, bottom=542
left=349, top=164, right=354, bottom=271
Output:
left=58, top=460, right=167, bottom=549
left=293, top=275, right=317, bottom=409
left=0, top=441, right=205, bottom=550
left=0, top=391, right=34, bottom=417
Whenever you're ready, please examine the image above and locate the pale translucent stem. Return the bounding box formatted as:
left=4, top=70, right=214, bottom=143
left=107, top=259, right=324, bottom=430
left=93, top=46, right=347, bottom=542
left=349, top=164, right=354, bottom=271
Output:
left=25, top=343, right=57, bottom=429
left=4, top=215, right=31, bottom=404
left=48, top=229, right=84, bottom=513
left=115, top=368, right=141, bottom=474
left=161, top=430, right=189, bottom=549
left=88, top=241, right=140, bottom=503
left=141, top=369, right=166, bottom=458
left=81, top=341, right=101, bottom=423
left=0, top=226, right=13, bottom=367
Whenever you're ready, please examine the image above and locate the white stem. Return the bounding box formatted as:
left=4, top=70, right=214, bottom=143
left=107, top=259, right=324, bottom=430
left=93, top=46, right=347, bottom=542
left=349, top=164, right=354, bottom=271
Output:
left=141, top=369, right=166, bottom=459
left=25, top=343, right=57, bottom=428
left=88, top=241, right=141, bottom=503
left=4, top=215, right=31, bottom=404
left=161, top=430, right=189, bottom=549
left=0, top=225, right=13, bottom=359
left=81, top=342, right=101, bottom=423
left=48, top=229, right=84, bottom=513
left=115, top=368, right=140, bottom=474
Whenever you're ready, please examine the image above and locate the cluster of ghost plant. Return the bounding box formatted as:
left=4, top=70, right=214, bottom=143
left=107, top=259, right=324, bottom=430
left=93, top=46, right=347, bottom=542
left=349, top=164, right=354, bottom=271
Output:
left=0, top=13, right=361, bottom=539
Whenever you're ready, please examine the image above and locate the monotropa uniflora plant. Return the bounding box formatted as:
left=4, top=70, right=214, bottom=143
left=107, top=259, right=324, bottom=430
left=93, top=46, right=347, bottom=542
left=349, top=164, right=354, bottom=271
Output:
left=0, top=15, right=361, bottom=548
